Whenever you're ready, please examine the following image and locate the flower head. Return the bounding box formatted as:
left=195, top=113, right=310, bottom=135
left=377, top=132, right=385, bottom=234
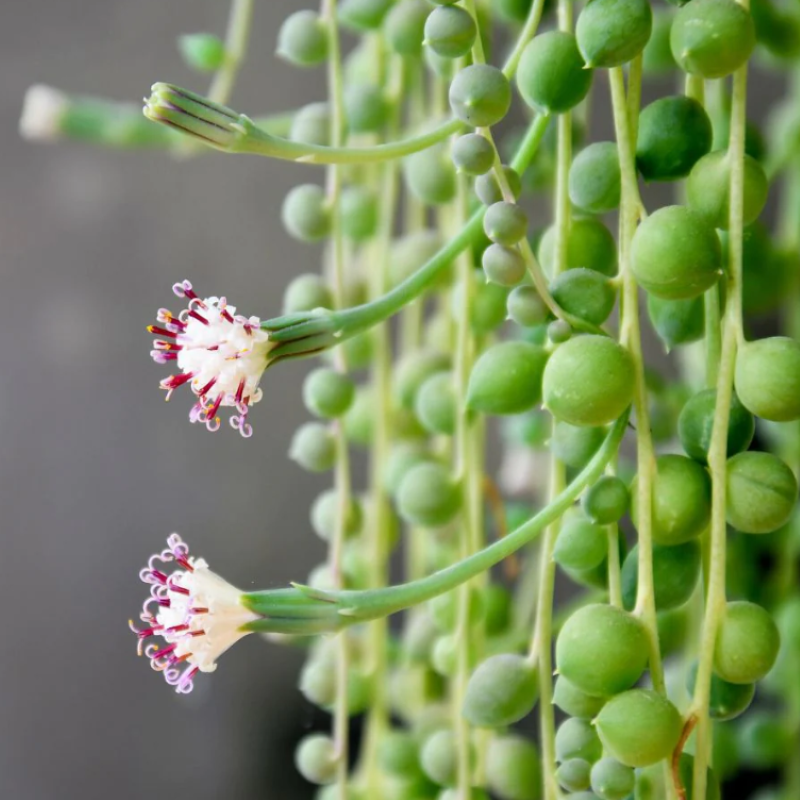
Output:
left=150, top=280, right=273, bottom=437
left=130, top=534, right=258, bottom=693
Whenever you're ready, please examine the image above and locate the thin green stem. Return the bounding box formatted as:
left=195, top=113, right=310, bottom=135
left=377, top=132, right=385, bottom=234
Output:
left=452, top=125, right=479, bottom=800
left=322, top=0, right=351, bottom=794
left=208, top=0, right=254, bottom=105
left=243, top=410, right=630, bottom=626
left=704, top=287, right=722, bottom=388
left=502, top=0, right=547, bottom=78
left=606, top=523, right=623, bottom=608
left=330, top=114, right=551, bottom=332
left=690, top=54, right=749, bottom=800
left=609, top=68, right=666, bottom=701
left=359, top=54, right=403, bottom=797
left=531, top=453, right=565, bottom=800
left=333, top=410, right=629, bottom=619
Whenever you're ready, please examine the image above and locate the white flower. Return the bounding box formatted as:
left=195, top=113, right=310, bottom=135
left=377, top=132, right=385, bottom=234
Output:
left=150, top=280, right=273, bottom=437
left=19, top=84, right=68, bottom=141
left=130, top=534, right=258, bottom=693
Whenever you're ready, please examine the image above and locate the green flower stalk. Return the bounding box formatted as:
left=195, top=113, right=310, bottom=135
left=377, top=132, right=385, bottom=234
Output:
left=246, top=410, right=629, bottom=626
left=143, top=82, right=463, bottom=164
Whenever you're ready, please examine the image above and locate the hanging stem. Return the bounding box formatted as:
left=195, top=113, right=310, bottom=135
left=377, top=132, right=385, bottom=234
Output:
left=690, top=50, right=749, bottom=800
left=208, top=0, right=254, bottom=105
left=608, top=67, right=666, bottom=695
left=321, top=0, right=352, bottom=795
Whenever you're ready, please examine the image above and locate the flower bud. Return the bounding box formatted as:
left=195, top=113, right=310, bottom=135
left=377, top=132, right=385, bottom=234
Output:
left=424, top=6, right=477, bottom=58
left=178, top=33, right=226, bottom=72
left=486, top=735, right=541, bottom=800
left=276, top=11, right=329, bottom=67
left=556, top=603, right=649, bottom=697
left=462, top=654, right=538, bottom=727
left=630, top=205, right=721, bottom=300
left=577, top=0, right=652, bottom=68
left=543, top=335, right=634, bottom=427
left=467, top=341, right=548, bottom=415
left=289, top=422, right=337, bottom=472
left=397, top=462, right=461, bottom=527
left=517, top=32, right=593, bottom=114
left=304, top=368, right=355, bottom=418
left=449, top=64, right=511, bottom=128
left=726, top=451, right=797, bottom=534
left=595, top=689, right=682, bottom=768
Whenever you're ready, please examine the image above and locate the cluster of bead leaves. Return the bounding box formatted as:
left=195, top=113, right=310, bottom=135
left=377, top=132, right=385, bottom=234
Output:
left=21, top=0, right=800, bottom=799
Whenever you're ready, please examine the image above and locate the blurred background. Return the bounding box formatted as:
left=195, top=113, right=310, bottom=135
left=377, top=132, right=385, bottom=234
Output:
left=1, top=2, right=787, bottom=799
left=2, top=2, right=333, bottom=798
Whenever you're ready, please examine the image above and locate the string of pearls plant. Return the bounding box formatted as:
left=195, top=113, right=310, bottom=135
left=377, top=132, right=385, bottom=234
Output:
left=22, top=0, right=800, bottom=798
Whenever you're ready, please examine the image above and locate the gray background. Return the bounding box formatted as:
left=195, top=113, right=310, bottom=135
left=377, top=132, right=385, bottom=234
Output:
left=2, top=2, right=330, bottom=799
